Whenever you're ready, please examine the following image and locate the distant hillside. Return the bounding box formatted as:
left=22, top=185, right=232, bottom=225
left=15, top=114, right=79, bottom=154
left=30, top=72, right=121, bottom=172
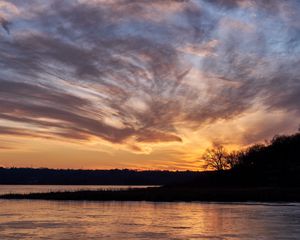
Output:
left=0, top=168, right=201, bottom=185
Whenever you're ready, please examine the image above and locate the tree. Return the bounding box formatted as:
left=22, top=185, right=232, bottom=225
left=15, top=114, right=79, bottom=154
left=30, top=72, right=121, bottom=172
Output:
left=202, top=145, right=228, bottom=171
left=226, top=150, right=242, bottom=169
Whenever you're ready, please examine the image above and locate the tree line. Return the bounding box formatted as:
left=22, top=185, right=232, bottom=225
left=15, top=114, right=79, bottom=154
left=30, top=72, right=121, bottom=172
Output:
left=201, top=131, right=300, bottom=187
left=0, top=168, right=201, bottom=185
left=203, top=131, right=300, bottom=171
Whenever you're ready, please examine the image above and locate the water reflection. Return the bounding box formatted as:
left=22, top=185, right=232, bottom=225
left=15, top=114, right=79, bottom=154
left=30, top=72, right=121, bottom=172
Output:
left=0, top=200, right=299, bottom=239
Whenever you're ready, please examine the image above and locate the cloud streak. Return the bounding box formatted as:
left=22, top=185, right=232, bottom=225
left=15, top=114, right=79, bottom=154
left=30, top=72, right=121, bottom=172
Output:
left=0, top=0, right=299, bottom=152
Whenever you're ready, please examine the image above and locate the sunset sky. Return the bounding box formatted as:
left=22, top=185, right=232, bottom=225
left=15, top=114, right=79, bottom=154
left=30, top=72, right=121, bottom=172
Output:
left=0, top=0, right=299, bottom=170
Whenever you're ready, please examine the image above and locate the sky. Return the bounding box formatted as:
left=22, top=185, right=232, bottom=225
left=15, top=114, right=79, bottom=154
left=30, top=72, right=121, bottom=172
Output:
left=0, top=0, right=299, bottom=170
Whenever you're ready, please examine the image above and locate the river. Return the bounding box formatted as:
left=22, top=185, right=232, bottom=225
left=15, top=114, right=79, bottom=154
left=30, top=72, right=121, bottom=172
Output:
left=0, top=186, right=299, bottom=239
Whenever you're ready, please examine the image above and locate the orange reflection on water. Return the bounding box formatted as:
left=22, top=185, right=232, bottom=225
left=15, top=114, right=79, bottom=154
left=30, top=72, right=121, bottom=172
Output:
left=0, top=199, right=299, bottom=239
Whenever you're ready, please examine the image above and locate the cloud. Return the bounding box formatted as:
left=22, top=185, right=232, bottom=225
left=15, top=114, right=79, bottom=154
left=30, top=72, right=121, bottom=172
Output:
left=0, top=16, right=9, bottom=34
left=135, top=130, right=182, bottom=143
left=0, top=0, right=299, bottom=151
left=0, top=0, right=20, bottom=34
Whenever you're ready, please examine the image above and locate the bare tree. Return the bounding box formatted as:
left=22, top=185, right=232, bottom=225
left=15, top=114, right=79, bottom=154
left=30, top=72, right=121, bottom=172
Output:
left=202, top=145, right=228, bottom=171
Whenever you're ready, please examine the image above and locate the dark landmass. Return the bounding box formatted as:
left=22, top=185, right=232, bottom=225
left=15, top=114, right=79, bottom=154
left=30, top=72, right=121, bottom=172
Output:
left=0, top=168, right=201, bottom=185
left=1, top=131, right=299, bottom=202
left=1, top=187, right=300, bottom=202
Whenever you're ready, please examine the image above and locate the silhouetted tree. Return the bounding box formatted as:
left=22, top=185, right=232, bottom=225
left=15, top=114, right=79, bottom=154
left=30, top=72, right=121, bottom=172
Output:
left=238, top=144, right=266, bottom=170
left=226, top=150, right=242, bottom=169
left=202, top=145, right=228, bottom=171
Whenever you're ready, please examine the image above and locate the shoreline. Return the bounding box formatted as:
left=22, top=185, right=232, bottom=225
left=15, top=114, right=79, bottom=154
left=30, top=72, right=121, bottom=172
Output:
left=1, top=187, right=300, bottom=203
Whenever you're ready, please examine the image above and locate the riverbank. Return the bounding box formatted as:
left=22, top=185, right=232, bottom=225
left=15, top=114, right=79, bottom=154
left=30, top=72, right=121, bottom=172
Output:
left=1, top=186, right=300, bottom=202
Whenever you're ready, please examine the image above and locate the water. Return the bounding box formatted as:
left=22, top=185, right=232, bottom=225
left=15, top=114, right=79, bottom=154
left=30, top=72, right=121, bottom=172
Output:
left=0, top=185, right=154, bottom=195
left=0, top=200, right=299, bottom=239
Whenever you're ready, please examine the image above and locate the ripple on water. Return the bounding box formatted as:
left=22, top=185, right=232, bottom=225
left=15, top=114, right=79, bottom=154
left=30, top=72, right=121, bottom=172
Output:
left=0, top=200, right=299, bottom=239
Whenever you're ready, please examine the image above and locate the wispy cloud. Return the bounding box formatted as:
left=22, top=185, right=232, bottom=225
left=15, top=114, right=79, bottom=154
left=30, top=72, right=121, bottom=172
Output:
left=0, top=0, right=299, bottom=152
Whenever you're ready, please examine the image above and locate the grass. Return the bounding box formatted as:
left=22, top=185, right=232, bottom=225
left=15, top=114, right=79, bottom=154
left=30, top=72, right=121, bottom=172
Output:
left=1, top=186, right=300, bottom=202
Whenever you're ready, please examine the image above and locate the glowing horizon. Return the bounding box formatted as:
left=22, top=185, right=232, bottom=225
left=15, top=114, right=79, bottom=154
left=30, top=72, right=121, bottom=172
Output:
left=0, top=0, right=299, bottom=170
